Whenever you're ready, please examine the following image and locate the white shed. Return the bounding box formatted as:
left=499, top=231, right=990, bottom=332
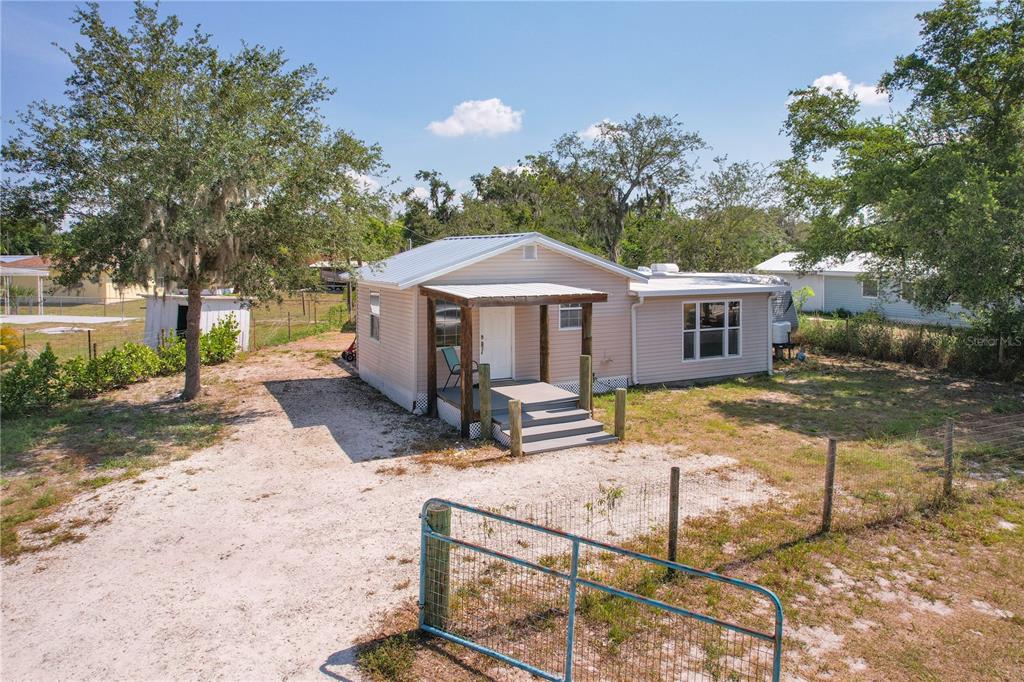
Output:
left=143, top=294, right=250, bottom=351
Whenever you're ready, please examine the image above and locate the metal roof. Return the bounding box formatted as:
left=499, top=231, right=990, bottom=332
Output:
left=0, top=265, right=50, bottom=277
left=755, top=251, right=873, bottom=276
left=421, top=282, right=607, bottom=306
left=358, top=232, right=646, bottom=288
left=630, top=272, right=789, bottom=297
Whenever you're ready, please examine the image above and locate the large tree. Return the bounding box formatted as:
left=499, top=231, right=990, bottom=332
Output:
left=3, top=2, right=385, bottom=399
left=0, top=181, right=62, bottom=255
left=546, top=114, right=705, bottom=262
left=779, top=0, right=1023, bottom=331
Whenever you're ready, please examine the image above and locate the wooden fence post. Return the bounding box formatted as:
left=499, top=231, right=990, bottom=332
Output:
left=86, top=329, right=92, bottom=360
left=614, top=388, right=627, bottom=440
left=92, top=343, right=98, bottom=361
left=821, top=438, right=837, bottom=533
left=509, top=399, right=523, bottom=456
left=287, top=311, right=292, bottom=341
left=424, top=501, right=452, bottom=629
left=943, top=418, right=955, bottom=498
left=579, top=355, right=592, bottom=413
left=479, top=364, right=491, bottom=442
left=668, top=466, right=680, bottom=570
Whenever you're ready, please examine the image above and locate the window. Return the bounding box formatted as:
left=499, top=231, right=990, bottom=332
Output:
left=900, top=281, right=914, bottom=301
left=559, top=303, right=582, bottom=330
left=682, top=300, right=741, bottom=361
left=369, top=293, right=380, bottom=340
left=435, top=302, right=461, bottom=348
left=861, top=278, right=879, bottom=298
left=523, top=244, right=538, bottom=260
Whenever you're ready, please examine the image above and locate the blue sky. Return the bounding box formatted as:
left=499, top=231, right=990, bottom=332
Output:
left=2, top=1, right=934, bottom=197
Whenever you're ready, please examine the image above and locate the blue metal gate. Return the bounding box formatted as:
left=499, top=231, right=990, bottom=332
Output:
left=419, top=498, right=783, bottom=681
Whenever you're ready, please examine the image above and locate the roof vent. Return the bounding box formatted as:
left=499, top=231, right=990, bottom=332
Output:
left=650, top=263, right=679, bottom=276
left=523, top=244, right=538, bottom=261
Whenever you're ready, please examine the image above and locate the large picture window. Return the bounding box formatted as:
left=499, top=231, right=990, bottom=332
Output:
left=682, top=300, right=741, bottom=361
left=369, top=293, right=380, bottom=340
left=559, top=303, right=582, bottom=330
left=435, top=302, right=461, bottom=348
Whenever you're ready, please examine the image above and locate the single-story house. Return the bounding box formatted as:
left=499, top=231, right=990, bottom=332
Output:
left=1, top=254, right=155, bottom=305
left=356, top=233, right=788, bottom=451
left=755, top=251, right=967, bottom=326
left=142, top=294, right=251, bottom=351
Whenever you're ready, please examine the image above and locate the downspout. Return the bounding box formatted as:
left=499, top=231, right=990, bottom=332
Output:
left=767, top=293, right=774, bottom=377
left=630, top=295, right=645, bottom=386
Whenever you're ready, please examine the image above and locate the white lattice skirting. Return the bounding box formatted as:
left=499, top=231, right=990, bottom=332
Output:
left=413, top=392, right=428, bottom=416
left=554, top=375, right=630, bottom=395
left=436, top=398, right=482, bottom=438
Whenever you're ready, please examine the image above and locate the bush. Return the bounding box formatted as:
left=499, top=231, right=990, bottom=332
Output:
left=156, top=334, right=186, bottom=375
left=0, top=326, right=23, bottom=364
left=0, top=345, right=65, bottom=418
left=200, top=314, right=240, bottom=365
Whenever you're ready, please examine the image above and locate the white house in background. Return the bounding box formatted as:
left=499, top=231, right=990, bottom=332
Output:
left=755, top=251, right=967, bottom=326
left=356, top=232, right=789, bottom=451
left=143, top=294, right=251, bottom=351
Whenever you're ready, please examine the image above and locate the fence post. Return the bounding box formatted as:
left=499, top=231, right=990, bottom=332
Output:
left=509, top=399, right=523, bottom=456
left=943, top=418, right=955, bottom=498
left=479, top=363, right=491, bottom=442
left=845, top=318, right=851, bottom=353
left=313, top=299, right=317, bottom=325
left=579, top=355, right=592, bottom=413
left=668, top=466, right=680, bottom=571
left=821, top=438, right=837, bottom=533
left=93, top=343, right=98, bottom=360
left=22, top=330, right=28, bottom=358
left=86, top=329, right=92, bottom=360
left=423, top=501, right=451, bottom=629
left=614, top=388, right=627, bottom=440
left=287, top=311, right=292, bottom=341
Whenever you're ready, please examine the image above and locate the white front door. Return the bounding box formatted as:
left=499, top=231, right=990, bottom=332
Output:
left=479, top=307, right=514, bottom=379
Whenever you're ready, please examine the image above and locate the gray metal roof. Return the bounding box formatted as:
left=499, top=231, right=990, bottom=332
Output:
left=358, top=232, right=645, bottom=288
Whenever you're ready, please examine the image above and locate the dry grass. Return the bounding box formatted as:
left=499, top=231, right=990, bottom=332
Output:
left=362, top=354, right=1024, bottom=680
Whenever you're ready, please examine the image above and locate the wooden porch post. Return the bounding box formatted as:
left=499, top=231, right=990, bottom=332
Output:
left=426, top=296, right=437, bottom=417
left=459, top=305, right=473, bottom=437
left=539, top=305, right=550, bottom=383
left=581, top=302, right=593, bottom=357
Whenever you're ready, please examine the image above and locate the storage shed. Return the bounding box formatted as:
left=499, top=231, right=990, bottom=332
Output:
left=143, top=294, right=250, bottom=350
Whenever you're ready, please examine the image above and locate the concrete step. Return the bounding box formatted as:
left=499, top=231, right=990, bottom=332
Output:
left=495, top=406, right=591, bottom=429
left=521, top=432, right=619, bottom=455
left=504, top=418, right=606, bottom=443
left=518, top=396, right=580, bottom=412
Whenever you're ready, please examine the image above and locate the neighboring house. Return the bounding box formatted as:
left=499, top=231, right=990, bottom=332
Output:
left=357, top=233, right=787, bottom=448
left=142, top=294, right=251, bottom=351
left=0, top=255, right=155, bottom=304
left=755, top=251, right=967, bottom=326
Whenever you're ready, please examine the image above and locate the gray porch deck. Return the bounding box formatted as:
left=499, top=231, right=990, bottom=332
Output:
left=437, top=380, right=578, bottom=415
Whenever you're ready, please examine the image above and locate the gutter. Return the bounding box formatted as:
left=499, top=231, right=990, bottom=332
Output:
left=630, top=295, right=645, bottom=385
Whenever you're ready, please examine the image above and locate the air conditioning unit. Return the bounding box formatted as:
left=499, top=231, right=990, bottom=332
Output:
left=650, top=263, right=680, bottom=275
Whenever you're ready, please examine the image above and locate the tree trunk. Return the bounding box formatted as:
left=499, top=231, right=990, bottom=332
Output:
left=182, top=281, right=203, bottom=401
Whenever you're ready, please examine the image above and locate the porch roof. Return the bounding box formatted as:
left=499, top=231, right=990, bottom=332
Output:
left=420, top=282, right=608, bottom=307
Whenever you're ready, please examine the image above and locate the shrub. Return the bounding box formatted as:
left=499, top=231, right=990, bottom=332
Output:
left=156, top=334, right=186, bottom=375
left=0, top=345, right=65, bottom=418
left=200, top=314, right=240, bottom=365
left=0, top=325, right=23, bottom=364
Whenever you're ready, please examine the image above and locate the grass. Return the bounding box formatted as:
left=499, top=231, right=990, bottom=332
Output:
left=358, top=633, right=417, bottom=681
left=0, top=391, right=235, bottom=560
left=364, top=354, right=1024, bottom=680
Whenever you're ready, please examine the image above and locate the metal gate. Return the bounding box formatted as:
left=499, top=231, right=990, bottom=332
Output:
left=419, top=498, right=783, bottom=681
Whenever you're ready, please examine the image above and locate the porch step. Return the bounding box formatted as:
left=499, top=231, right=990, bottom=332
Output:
left=494, top=406, right=592, bottom=429
left=506, top=418, right=607, bottom=443
left=521, top=432, right=619, bottom=455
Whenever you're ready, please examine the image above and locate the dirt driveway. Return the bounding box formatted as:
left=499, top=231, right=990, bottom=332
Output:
left=1, top=337, right=771, bottom=681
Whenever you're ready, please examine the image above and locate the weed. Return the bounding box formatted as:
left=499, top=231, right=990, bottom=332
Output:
left=358, top=633, right=416, bottom=681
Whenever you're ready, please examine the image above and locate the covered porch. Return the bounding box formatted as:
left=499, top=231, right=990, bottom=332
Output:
left=421, top=282, right=607, bottom=437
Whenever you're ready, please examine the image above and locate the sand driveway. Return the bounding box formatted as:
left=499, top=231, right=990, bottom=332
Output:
left=1, top=338, right=771, bottom=681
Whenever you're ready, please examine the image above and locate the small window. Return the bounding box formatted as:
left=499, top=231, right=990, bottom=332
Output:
left=682, top=303, right=696, bottom=360
left=369, top=293, right=381, bottom=340
left=727, top=301, right=741, bottom=356
left=900, top=281, right=914, bottom=301
left=435, top=302, right=461, bottom=348
left=861, top=278, right=879, bottom=298
left=559, top=303, right=582, bottom=330
left=523, top=244, right=538, bottom=261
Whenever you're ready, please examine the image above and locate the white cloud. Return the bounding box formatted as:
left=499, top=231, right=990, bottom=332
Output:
left=345, top=170, right=381, bottom=193
left=811, top=72, right=888, bottom=106
left=427, top=98, right=524, bottom=137
left=406, top=186, right=430, bottom=202
left=498, top=163, right=533, bottom=175
left=580, top=118, right=613, bottom=141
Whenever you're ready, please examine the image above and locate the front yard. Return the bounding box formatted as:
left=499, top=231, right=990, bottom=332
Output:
left=1, top=336, right=1022, bottom=681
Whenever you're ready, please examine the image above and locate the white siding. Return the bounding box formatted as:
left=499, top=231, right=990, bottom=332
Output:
left=784, top=274, right=825, bottom=312
left=634, top=293, right=770, bottom=385
left=142, top=296, right=250, bottom=350
left=822, top=276, right=966, bottom=325
left=415, top=244, right=633, bottom=389
left=357, top=282, right=419, bottom=411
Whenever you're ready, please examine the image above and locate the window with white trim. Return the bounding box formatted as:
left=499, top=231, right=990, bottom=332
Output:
left=435, top=302, right=461, bottom=347
left=682, top=300, right=741, bottom=361
left=369, top=293, right=380, bottom=340
left=559, top=303, right=582, bottom=330
left=861, top=278, right=879, bottom=298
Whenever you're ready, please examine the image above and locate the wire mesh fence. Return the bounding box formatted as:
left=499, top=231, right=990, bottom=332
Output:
left=1, top=292, right=352, bottom=362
